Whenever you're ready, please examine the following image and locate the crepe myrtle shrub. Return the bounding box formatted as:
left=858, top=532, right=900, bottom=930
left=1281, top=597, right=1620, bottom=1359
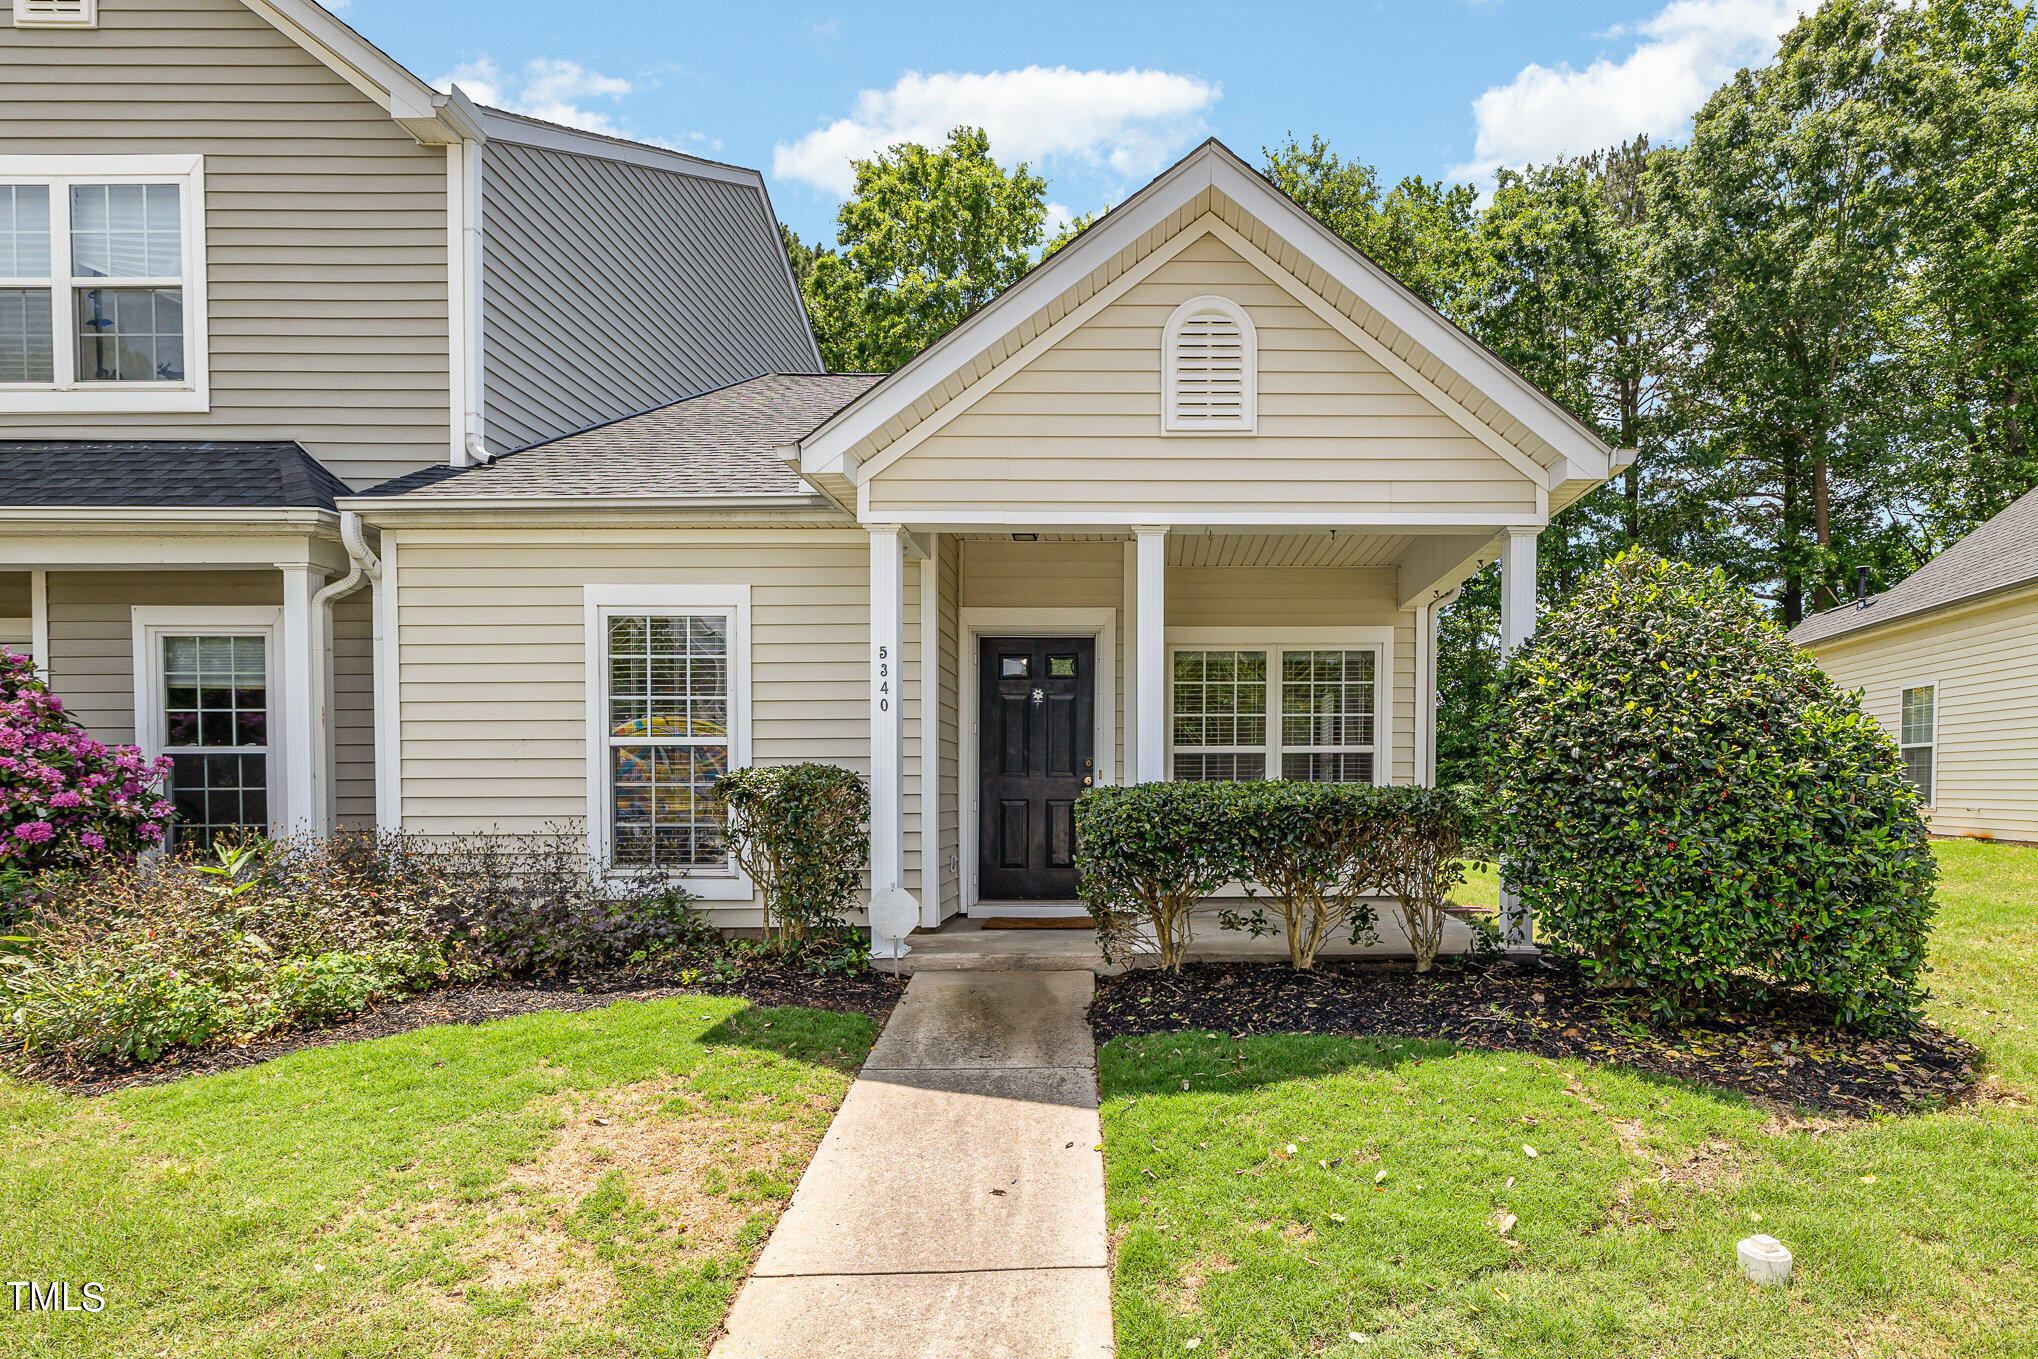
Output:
left=1492, top=551, right=1936, bottom=1029
left=1, top=650, right=172, bottom=913
left=713, top=763, right=870, bottom=951
left=1223, top=781, right=1386, bottom=969
left=1372, top=786, right=1474, bottom=974
left=1072, top=782, right=1243, bottom=970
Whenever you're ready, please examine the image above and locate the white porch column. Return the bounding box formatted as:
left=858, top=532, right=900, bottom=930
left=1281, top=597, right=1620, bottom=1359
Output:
left=867, top=524, right=917, bottom=958
left=917, top=532, right=942, bottom=927
left=1135, top=526, right=1169, bottom=783
left=28, top=569, right=49, bottom=678
left=276, top=562, right=325, bottom=836
left=1498, top=527, right=1539, bottom=950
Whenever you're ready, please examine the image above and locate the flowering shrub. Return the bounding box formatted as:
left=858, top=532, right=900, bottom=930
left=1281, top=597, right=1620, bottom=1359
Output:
left=1, top=650, right=172, bottom=894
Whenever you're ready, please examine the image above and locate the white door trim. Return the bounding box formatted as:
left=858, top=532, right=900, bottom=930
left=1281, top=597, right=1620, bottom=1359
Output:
left=959, top=605, right=1117, bottom=916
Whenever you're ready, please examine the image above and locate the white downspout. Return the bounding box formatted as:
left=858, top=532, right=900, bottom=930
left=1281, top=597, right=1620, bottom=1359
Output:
left=310, top=512, right=383, bottom=830
left=447, top=137, right=490, bottom=465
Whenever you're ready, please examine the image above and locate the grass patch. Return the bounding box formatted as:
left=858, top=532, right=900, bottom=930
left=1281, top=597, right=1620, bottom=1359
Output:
left=0, top=996, right=877, bottom=1357
left=1100, top=841, right=2038, bottom=1357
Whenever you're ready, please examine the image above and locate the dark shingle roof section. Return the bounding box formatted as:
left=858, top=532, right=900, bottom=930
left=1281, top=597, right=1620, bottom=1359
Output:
left=0, top=440, right=351, bottom=511
left=358, top=373, right=885, bottom=501
left=1791, top=485, right=2038, bottom=646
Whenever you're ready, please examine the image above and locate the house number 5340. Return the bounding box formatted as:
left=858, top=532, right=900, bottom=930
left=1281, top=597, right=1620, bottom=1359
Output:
left=875, top=644, right=890, bottom=712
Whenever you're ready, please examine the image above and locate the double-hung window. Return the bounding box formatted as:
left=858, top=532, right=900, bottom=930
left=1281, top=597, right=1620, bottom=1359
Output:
left=133, top=607, right=278, bottom=851
left=1900, top=684, right=1936, bottom=804
left=1170, top=632, right=1389, bottom=784
left=0, top=155, right=208, bottom=412
left=585, top=586, right=752, bottom=897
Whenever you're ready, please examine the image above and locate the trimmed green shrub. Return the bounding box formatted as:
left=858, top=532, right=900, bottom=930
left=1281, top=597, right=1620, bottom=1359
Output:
left=1073, top=782, right=1243, bottom=969
left=713, top=763, right=869, bottom=950
left=1492, top=551, right=1936, bottom=1028
left=1226, top=781, right=1384, bottom=969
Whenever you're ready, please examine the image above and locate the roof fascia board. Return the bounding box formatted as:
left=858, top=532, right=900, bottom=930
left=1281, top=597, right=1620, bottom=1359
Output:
left=1199, top=151, right=1613, bottom=476
left=799, top=150, right=1221, bottom=470
left=0, top=507, right=336, bottom=529
left=1798, top=577, right=2038, bottom=651
left=339, top=494, right=837, bottom=515
left=236, top=0, right=475, bottom=145
left=475, top=109, right=766, bottom=187
left=853, top=221, right=1216, bottom=483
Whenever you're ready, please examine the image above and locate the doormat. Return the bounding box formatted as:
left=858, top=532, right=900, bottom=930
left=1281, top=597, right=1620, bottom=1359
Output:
left=977, top=916, right=1095, bottom=930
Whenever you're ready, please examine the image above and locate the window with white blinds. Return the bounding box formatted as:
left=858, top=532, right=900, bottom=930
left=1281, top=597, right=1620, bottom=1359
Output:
left=1900, top=684, right=1936, bottom=804
left=1163, top=295, right=1256, bottom=432
left=12, top=0, right=97, bottom=29
left=1170, top=645, right=1381, bottom=784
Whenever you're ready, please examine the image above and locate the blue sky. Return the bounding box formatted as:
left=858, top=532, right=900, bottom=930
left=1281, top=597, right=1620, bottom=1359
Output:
left=336, top=0, right=1807, bottom=243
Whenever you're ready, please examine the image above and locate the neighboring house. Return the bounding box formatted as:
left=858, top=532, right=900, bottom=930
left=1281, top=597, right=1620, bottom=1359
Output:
left=1792, top=486, right=2038, bottom=845
left=343, top=139, right=1633, bottom=950
left=0, top=0, right=817, bottom=842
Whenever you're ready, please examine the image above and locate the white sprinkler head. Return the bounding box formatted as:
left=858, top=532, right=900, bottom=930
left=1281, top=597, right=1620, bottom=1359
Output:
left=1737, top=1234, right=1792, bottom=1286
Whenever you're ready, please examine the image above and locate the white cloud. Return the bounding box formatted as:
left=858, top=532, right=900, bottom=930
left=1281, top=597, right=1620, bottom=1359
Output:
left=772, top=66, right=1219, bottom=197
left=1448, top=0, right=1807, bottom=183
left=438, top=56, right=633, bottom=136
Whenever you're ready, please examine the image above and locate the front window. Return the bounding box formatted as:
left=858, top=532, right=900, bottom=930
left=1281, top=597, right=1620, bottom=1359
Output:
left=1900, top=684, right=1935, bottom=802
left=0, top=157, right=204, bottom=408
left=1172, top=646, right=1379, bottom=783
left=160, top=634, right=268, bottom=849
left=605, top=612, right=732, bottom=870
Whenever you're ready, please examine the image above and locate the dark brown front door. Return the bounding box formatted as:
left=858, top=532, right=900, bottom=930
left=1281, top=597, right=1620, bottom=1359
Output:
left=978, top=636, right=1095, bottom=900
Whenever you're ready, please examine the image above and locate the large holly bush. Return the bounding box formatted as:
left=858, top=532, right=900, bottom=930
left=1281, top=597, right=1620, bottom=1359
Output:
left=1492, top=551, right=1936, bottom=1029
left=1, top=651, right=172, bottom=898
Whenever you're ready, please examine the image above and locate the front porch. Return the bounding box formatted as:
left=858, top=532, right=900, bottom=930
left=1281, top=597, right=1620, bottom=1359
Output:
left=858, top=524, right=1538, bottom=958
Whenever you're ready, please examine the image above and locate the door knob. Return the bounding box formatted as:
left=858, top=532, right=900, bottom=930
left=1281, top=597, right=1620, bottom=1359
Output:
left=1082, top=775, right=1093, bottom=786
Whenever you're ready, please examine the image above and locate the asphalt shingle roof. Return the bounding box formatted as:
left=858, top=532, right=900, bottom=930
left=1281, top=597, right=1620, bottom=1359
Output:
left=0, top=440, right=352, bottom=510
left=1790, top=485, right=2038, bottom=646
left=359, top=373, right=885, bottom=502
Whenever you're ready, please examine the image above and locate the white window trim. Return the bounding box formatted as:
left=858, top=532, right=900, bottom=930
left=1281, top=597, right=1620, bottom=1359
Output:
left=1162, top=293, right=1257, bottom=435
left=583, top=584, right=754, bottom=899
left=1165, top=626, right=1394, bottom=787
left=1899, top=679, right=1938, bottom=809
left=12, top=0, right=97, bottom=29
left=131, top=605, right=283, bottom=839
left=0, top=153, right=209, bottom=413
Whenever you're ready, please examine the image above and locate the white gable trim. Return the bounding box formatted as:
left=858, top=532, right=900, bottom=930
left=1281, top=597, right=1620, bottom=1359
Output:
left=852, top=215, right=1554, bottom=496
left=236, top=0, right=482, bottom=145
left=800, top=141, right=1613, bottom=483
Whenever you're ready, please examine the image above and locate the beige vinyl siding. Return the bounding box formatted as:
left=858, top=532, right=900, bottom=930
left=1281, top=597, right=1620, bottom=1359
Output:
left=0, top=0, right=451, bottom=488
left=865, top=231, right=1541, bottom=520
left=1169, top=567, right=1416, bottom=785
left=479, top=139, right=818, bottom=453
left=390, top=529, right=911, bottom=919
left=34, top=568, right=375, bottom=823
left=0, top=572, right=27, bottom=653
left=1809, top=588, right=2038, bottom=843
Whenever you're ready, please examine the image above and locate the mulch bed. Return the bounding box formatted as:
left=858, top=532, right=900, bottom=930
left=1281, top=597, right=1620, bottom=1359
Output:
left=1090, top=957, right=1981, bottom=1116
left=21, top=965, right=908, bottom=1099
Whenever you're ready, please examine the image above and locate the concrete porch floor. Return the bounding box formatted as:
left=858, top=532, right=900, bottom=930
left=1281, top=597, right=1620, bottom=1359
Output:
left=893, top=906, right=1481, bottom=972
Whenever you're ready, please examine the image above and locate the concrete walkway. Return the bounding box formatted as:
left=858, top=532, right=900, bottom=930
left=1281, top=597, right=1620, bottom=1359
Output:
left=711, top=971, right=1113, bottom=1359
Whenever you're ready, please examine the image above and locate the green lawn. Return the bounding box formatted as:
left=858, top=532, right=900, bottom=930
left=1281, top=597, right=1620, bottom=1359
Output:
left=0, top=996, right=878, bottom=1358
left=1100, top=840, right=2038, bottom=1358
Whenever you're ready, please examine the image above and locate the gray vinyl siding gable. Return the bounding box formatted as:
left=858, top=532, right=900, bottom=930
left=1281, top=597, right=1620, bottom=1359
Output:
left=0, top=0, right=453, bottom=490
left=479, top=139, right=818, bottom=453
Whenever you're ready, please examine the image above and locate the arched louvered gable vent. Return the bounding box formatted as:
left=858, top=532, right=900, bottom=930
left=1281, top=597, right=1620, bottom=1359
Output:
left=13, top=0, right=96, bottom=28
left=1163, top=295, right=1257, bottom=433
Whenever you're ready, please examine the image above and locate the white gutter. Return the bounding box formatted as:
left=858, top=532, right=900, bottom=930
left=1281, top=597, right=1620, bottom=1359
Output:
left=306, top=512, right=382, bottom=829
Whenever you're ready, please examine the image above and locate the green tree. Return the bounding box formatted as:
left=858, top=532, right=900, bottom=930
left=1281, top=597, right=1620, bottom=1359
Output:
left=799, top=127, right=1048, bottom=373
left=1651, top=0, right=1912, bottom=624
